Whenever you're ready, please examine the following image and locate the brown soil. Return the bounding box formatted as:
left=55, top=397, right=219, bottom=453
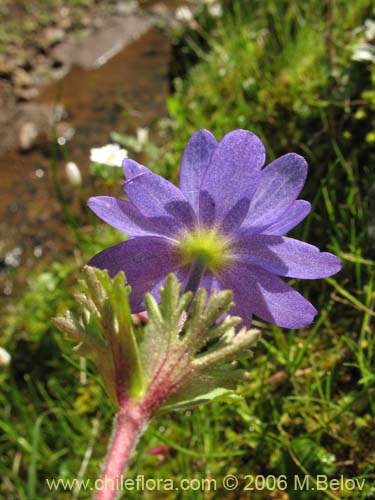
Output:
left=0, top=0, right=185, bottom=297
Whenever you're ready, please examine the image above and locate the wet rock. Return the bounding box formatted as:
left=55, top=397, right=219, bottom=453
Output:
left=149, top=3, right=174, bottom=26
left=14, top=86, right=40, bottom=101
left=59, top=6, right=71, bottom=19
left=59, top=16, right=73, bottom=31
left=53, top=15, right=151, bottom=70
left=1, top=48, right=28, bottom=74
left=18, top=104, right=55, bottom=145
left=31, top=62, right=52, bottom=86
left=0, top=3, right=169, bottom=157
left=0, top=4, right=175, bottom=295
left=0, top=55, right=12, bottom=76
left=0, top=100, right=54, bottom=154
left=81, top=15, right=93, bottom=28
left=34, top=52, right=49, bottom=67
left=0, top=80, right=16, bottom=120
left=13, top=68, right=34, bottom=87
left=115, top=1, right=139, bottom=16
left=40, top=27, right=65, bottom=49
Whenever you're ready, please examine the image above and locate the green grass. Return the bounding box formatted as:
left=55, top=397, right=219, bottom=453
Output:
left=1, top=0, right=374, bottom=498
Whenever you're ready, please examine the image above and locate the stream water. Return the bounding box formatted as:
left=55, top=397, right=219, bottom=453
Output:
left=0, top=8, right=175, bottom=298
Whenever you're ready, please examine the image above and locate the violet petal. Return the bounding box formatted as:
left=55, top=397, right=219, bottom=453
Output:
left=87, top=196, right=171, bottom=237
left=180, top=129, right=217, bottom=213
left=199, top=129, right=265, bottom=231
left=220, top=261, right=317, bottom=328
left=122, top=158, right=149, bottom=181
left=198, top=272, right=222, bottom=295
left=89, top=237, right=181, bottom=310
left=123, top=171, right=197, bottom=234
left=241, top=153, right=308, bottom=234
left=234, top=235, right=342, bottom=279
left=141, top=267, right=190, bottom=307
left=261, top=200, right=311, bottom=235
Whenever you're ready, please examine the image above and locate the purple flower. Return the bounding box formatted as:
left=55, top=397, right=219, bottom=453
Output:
left=88, top=129, right=341, bottom=329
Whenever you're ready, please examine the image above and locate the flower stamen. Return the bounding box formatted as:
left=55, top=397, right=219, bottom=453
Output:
left=178, top=227, right=231, bottom=274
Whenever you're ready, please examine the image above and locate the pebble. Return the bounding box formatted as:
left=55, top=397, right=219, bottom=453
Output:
left=42, top=27, right=65, bottom=48
left=13, top=68, right=34, bottom=87
left=19, top=122, right=39, bottom=150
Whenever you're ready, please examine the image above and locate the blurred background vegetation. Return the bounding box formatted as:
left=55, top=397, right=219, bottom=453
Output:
left=0, top=0, right=374, bottom=498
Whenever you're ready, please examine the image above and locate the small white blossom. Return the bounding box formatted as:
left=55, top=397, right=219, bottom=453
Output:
left=65, top=161, right=82, bottom=186
left=90, top=144, right=128, bottom=167
left=0, top=347, right=11, bottom=367
left=136, top=127, right=149, bottom=147
left=352, top=42, right=375, bottom=63
left=175, top=6, right=194, bottom=23
left=208, top=3, right=222, bottom=17
left=5, top=247, right=22, bottom=267
left=364, top=19, right=375, bottom=41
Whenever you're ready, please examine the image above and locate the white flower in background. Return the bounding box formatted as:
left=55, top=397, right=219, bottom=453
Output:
left=364, top=19, right=375, bottom=41
left=90, top=144, right=128, bottom=167
left=65, top=161, right=82, bottom=187
left=352, top=42, right=375, bottom=63
left=208, top=3, right=222, bottom=17
left=175, top=6, right=194, bottom=23
left=136, top=127, right=149, bottom=147
left=0, top=347, right=11, bottom=367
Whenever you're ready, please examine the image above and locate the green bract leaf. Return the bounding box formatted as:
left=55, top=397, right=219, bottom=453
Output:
left=138, top=273, right=261, bottom=412
left=160, top=387, right=241, bottom=412
left=54, top=269, right=261, bottom=415
left=53, top=266, right=144, bottom=404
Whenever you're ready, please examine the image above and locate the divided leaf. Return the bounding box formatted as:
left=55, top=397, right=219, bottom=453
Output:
left=54, top=269, right=261, bottom=414
left=53, top=266, right=144, bottom=405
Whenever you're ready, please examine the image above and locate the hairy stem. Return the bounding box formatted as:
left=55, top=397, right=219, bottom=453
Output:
left=95, top=399, right=149, bottom=500
left=184, top=255, right=207, bottom=296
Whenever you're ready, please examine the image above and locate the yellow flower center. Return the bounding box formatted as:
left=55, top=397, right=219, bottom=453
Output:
left=178, top=227, right=232, bottom=273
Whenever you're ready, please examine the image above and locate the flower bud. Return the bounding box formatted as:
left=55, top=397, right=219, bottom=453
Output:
left=136, top=127, right=149, bottom=148
left=0, top=347, right=11, bottom=367
left=65, top=161, right=82, bottom=187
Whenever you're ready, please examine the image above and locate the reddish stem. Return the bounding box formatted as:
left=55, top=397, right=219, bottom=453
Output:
left=95, top=399, right=150, bottom=500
